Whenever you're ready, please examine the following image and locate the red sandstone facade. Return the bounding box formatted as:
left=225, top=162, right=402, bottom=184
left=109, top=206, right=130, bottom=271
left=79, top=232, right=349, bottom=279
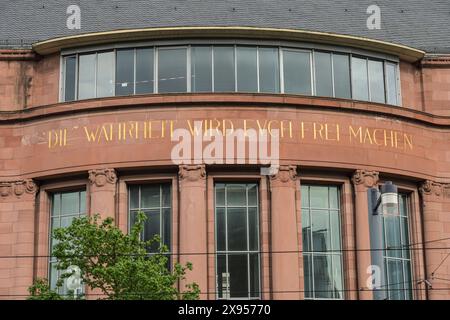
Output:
left=0, top=29, right=449, bottom=300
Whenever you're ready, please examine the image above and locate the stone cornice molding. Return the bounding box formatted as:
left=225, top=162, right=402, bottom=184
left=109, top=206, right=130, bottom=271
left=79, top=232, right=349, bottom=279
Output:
left=88, top=169, right=117, bottom=187
left=179, top=164, right=206, bottom=182
left=0, top=179, right=39, bottom=199
left=352, top=170, right=379, bottom=189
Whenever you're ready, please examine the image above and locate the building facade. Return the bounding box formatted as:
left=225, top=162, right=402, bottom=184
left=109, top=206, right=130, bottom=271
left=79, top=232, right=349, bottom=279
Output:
left=0, top=1, right=450, bottom=300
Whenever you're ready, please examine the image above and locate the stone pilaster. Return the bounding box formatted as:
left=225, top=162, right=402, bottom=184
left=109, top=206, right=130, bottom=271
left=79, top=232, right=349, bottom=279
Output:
left=88, top=169, right=117, bottom=220
left=178, top=165, right=208, bottom=297
left=0, top=179, right=38, bottom=299
left=352, top=169, right=379, bottom=300
left=269, top=165, right=301, bottom=299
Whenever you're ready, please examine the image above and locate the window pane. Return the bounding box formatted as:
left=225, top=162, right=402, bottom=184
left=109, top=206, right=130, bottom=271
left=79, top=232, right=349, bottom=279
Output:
left=248, top=184, right=258, bottom=206
left=311, top=210, right=330, bottom=252
left=236, top=47, right=257, bottom=92
left=352, top=57, right=369, bottom=101
left=213, top=47, right=235, bottom=92
left=302, top=209, right=311, bottom=252
left=333, top=54, right=351, bottom=99
left=144, top=210, right=160, bottom=252
left=314, top=52, right=333, bottom=97
left=303, top=254, right=313, bottom=298
left=61, top=192, right=79, bottom=215
left=191, top=46, right=212, bottom=92
left=283, top=50, right=311, bottom=94
left=310, top=186, right=329, bottom=209
left=332, top=255, right=343, bottom=299
left=162, top=184, right=171, bottom=208
left=141, top=185, right=160, bottom=208
left=158, top=48, right=187, bottom=93
left=227, top=208, right=247, bottom=251
left=329, top=186, right=339, bottom=209
left=385, top=216, right=402, bottom=258
left=313, top=255, right=334, bottom=299
left=249, top=253, right=260, bottom=298
left=215, top=184, right=225, bottom=207
left=78, top=53, right=96, bottom=99
left=163, top=208, right=171, bottom=249
left=301, top=185, right=309, bottom=208
left=386, top=62, right=398, bottom=105
left=64, top=56, right=77, bottom=101
left=217, top=254, right=227, bottom=299
left=226, top=184, right=246, bottom=206
left=387, top=259, right=404, bottom=300
left=248, top=207, right=258, bottom=251
left=216, top=208, right=226, bottom=251
left=331, top=212, right=341, bottom=251
left=116, top=49, right=134, bottom=96
left=136, top=48, right=154, bottom=94
left=129, top=185, right=139, bottom=209
left=228, top=254, right=249, bottom=298
left=259, top=47, right=280, bottom=93
left=52, top=194, right=61, bottom=216
left=368, top=60, right=385, bottom=103
left=96, top=51, right=114, bottom=98
left=79, top=191, right=86, bottom=214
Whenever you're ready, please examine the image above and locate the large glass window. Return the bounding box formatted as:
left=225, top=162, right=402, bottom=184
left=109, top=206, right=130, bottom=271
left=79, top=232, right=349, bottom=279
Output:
left=96, top=51, right=115, bottom=98
left=62, top=43, right=400, bottom=104
left=383, top=193, right=413, bottom=300
left=78, top=53, right=96, bottom=100
left=332, top=54, right=351, bottom=99
left=236, top=47, right=258, bottom=92
left=158, top=48, right=187, bottom=93
left=351, top=57, right=369, bottom=101
left=301, top=185, right=343, bottom=300
left=368, top=60, right=386, bottom=103
left=63, top=56, right=77, bottom=102
left=49, top=190, right=86, bottom=295
left=215, top=183, right=260, bottom=299
left=314, top=51, right=333, bottom=97
left=283, top=49, right=311, bottom=95
left=129, top=184, right=171, bottom=253
left=213, top=46, right=235, bottom=92
left=258, top=47, right=280, bottom=93
left=191, top=46, right=213, bottom=92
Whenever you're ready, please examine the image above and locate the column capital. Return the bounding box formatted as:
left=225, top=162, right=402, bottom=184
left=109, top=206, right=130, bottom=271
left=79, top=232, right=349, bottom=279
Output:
left=0, top=179, right=39, bottom=199
left=419, top=180, right=450, bottom=199
left=269, top=165, right=297, bottom=189
left=88, top=169, right=117, bottom=188
left=351, top=169, right=379, bottom=189
left=178, top=164, right=206, bottom=182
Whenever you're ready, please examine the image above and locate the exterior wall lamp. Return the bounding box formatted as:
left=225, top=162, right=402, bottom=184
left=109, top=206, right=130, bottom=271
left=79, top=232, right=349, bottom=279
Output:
left=367, top=181, right=399, bottom=300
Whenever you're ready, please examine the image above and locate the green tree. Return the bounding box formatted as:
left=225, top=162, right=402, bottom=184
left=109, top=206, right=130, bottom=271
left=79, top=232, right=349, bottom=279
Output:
left=28, top=212, right=200, bottom=300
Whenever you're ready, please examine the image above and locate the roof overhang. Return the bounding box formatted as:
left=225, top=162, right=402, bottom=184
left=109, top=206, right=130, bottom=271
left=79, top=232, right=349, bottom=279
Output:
left=33, top=26, right=425, bottom=62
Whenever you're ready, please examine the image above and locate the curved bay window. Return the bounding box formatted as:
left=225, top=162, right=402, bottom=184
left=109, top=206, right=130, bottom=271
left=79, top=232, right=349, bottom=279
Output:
left=62, top=41, right=400, bottom=105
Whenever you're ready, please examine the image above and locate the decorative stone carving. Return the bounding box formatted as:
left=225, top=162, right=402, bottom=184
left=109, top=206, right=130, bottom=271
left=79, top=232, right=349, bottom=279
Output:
left=352, top=170, right=379, bottom=188
left=179, top=165, right=206, bottom=182
left=419, top=180, right=448, bottom=198
left=0, top=179, right=38, bottom=199
left=88, top=169, right=117, bottom=187
left=269, top=165, right=297, bottom=189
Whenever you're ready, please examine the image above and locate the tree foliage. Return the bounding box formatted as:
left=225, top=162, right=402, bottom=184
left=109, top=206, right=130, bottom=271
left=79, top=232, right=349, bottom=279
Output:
left=28, top=212, right=200, bottom=300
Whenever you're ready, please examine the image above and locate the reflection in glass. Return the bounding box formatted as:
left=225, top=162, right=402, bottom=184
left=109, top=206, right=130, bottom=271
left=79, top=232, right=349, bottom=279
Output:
left=136, top=48, right=154, bottom=94
left=214, top=47, right=235, bottom=92
left=352, top=57, right=369, bottom=101
left=236, top=47, right=257, bottom=92
left=97, top=51, right=115, bottom=98
left=386, top=62, right=398, bottom=105
left=116, top=49, right=134, bottom=96
left=368, top=60, right=385, bottom=103
left=64, top=56, right=77, bottom=101
left=78, top=53, right=96, bottom=99
left=191, top=46, right=212, bottom=92
left=333, top=54, right=351, bottom=99
left=314, top=52, right=333, bottom=97
left=259, top=47, right=280, bottom=93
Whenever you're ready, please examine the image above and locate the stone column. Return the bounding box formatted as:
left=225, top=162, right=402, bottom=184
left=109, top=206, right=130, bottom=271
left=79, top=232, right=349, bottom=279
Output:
left=178, top=165, right=208, bottom=298
left=0, top=179, right=38, bottom=299
left=419, top=180, right=450, bottom=300
left=269, top=165, right=301, bottom=299
left=88, top=169, right=117, bottom=220
left=352, top=169, right=379, bottom=300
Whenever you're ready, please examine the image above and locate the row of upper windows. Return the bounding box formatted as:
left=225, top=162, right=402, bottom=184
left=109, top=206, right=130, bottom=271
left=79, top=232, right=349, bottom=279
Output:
left=62, top=45, right=400, bottom=105
left=48, top=183, right=412, bottom=300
